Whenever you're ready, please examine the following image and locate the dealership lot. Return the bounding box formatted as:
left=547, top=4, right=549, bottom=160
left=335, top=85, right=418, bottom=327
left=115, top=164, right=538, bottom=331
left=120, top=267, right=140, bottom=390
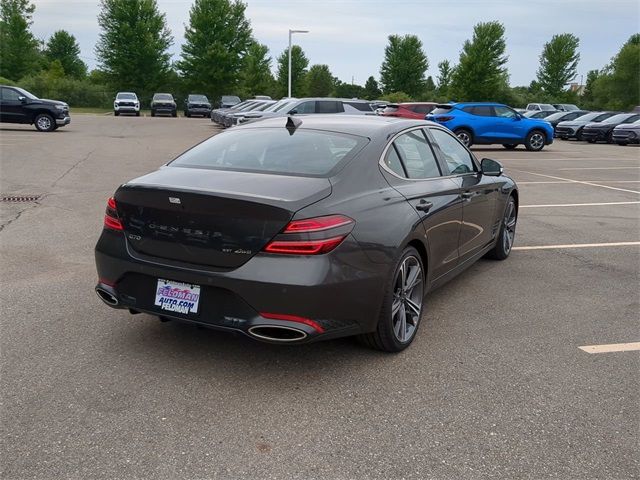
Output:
left=1, top=116, right=638, bottom=479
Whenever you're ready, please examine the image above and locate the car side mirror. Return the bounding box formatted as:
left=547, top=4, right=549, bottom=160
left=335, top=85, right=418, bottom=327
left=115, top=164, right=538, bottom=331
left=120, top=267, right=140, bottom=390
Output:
left=18, top=96, right=27, bottom=103
left=289, top=109, right=298, bottom=115
left=481, top=158, right=503, bottom=176
left=515, top=114, right=522, bottom=120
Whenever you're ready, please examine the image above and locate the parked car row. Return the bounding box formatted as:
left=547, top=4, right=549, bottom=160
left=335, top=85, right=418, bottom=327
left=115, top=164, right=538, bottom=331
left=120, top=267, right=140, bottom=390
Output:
left=113, top=92, right=247, bottom=117
left=556, top=112, right=640, bottom=144
left=209, top=97, right=375, bottom=127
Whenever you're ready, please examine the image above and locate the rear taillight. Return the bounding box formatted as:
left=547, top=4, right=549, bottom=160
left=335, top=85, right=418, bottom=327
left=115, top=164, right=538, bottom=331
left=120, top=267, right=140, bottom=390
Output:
left=104, top=196, right=123, bottom=231
left=263, top=214, right=354, bottom=255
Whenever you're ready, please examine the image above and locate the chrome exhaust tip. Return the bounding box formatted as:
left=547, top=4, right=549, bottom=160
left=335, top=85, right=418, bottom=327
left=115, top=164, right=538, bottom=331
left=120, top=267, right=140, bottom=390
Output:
left=96, top=287, right=119, bottom=306
left=248, top=325, right=307, bottom=343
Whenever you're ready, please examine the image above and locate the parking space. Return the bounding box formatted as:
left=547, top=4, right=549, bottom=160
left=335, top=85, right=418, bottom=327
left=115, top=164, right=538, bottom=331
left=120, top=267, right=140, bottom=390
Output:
left=1, top=117, right=638, bottom=479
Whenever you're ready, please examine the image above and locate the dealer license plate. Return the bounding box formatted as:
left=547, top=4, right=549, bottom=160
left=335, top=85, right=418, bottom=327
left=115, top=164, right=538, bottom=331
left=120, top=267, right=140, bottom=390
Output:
left=154, top=279, right=201, bottom=315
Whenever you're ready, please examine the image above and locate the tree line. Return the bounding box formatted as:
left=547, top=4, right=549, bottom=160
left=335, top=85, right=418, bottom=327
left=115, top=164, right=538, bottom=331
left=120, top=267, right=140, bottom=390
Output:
left=0, top=0, right=638, bottom=111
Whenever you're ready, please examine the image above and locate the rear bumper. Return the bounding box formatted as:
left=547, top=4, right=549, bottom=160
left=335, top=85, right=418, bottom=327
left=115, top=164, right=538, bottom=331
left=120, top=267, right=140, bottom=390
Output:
left=94, top=230, right=388, bottom=344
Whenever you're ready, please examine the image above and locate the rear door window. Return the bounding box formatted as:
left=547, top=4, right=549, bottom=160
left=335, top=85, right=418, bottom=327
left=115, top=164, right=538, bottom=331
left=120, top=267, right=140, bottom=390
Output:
left=392, top=130, right=441, bottom=179
left=293, top=101, right=315, bottom=114
left=345, top=102, right=373, bottom=112
left=1, top=88, right=20, bottom=102
left=316, top=101, right=344, bottom=114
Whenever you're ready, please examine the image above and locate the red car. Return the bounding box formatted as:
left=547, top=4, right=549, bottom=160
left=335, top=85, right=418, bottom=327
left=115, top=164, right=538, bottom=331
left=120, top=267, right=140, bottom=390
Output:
left=381, top=102, right=437, bottom=119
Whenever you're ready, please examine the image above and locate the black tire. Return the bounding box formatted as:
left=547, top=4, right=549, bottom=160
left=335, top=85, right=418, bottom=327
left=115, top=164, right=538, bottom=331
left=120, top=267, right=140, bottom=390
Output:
left=358, top=246, right=425, bottom=352
left=151, top=110, right=155, bottom=117
left=114, top=111, right=120, bottom=117
left=502, top=144, right=518, bottom=150
left=136, top=111, right=140, bottom=117
left=185, top=111, right=190, bottom=118
left=618, top=142, right=628, bottom=146
left=606, top=131, right=613, bottom=144
left=172, top=110, right=177, bottom=118
left=587, top=139, right=596, bottom=143
left=454, top=128, right=473, bottom=148
left=524, top=130, right=546, bottom=151
left=486, top=196, right=517, bottom=260
left=34, top=113, right=55, bottom=132
left=576, top=129, right=584, bottom=141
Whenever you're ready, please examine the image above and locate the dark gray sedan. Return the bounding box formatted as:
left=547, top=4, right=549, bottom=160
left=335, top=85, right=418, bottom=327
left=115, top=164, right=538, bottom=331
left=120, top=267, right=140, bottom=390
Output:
left=95, top=116, right=518, bottom=352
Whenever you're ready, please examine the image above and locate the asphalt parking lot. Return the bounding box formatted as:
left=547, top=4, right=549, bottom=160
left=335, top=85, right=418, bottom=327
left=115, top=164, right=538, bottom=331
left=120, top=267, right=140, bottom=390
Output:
left=1, top=115, right=638, bottom=479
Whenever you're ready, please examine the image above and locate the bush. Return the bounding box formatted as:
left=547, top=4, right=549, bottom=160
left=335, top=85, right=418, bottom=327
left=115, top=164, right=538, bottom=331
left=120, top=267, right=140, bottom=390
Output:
left=18, top=72, right=113, bottom=108
left=0, top=76, right=16, bottom=85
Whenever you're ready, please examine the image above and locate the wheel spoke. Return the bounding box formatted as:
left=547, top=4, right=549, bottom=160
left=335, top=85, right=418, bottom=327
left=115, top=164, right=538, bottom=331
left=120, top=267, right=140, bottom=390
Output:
left=397, top=304, right=407, bottom=341
left=405, top=298, right=421, bottom=317
left=392, top=297, right=402, bottom=317
left=405, top=265, right=421, bottom=293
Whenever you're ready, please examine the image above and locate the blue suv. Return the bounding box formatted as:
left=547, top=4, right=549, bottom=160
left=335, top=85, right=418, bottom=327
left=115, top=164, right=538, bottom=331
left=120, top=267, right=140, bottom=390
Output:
left=426, top=102, right=554, bottom=151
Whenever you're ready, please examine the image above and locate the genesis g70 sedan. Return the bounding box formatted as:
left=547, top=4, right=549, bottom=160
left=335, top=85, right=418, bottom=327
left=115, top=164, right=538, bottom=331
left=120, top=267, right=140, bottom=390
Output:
left=95, top=115, right=518, bottom=352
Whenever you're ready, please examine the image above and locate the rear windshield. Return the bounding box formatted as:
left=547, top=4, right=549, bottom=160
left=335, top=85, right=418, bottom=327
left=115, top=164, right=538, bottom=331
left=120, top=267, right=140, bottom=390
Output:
left=430, top=106, right=453, bottom=115
left=170, top=128, right=368, bottom=177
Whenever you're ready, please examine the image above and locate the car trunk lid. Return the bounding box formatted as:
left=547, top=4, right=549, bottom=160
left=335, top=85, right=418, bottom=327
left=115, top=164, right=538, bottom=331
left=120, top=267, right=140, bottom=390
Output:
left=114, top=167, right=332, bottom=269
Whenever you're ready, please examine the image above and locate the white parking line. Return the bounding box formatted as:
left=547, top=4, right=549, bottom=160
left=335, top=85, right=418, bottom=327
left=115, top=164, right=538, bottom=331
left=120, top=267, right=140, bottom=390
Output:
left=513, top=242, right=640, bottom=251
left=579, top=342, right=640, bottom=354
left=514, top=170, right=640, bottom=195
left=521, top=201, right=640, bottom=208
left=558, top=167, right=640, bottom=170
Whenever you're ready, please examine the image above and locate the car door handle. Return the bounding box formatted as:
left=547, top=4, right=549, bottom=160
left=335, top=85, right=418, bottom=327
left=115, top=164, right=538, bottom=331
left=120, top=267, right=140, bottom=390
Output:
left=461, top=192, right=474, bottom=199
left=415, top=200, right=433, bottom=212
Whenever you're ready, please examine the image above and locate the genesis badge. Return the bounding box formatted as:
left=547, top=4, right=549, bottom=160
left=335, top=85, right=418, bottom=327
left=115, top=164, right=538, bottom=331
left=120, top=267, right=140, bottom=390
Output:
left=169, top=197, right=181, bottom=204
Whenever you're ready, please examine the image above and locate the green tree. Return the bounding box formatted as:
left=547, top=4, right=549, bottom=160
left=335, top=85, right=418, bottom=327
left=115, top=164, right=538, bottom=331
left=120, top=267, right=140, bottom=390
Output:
left=276, top=45, right=309, bottom=97
left=177, top=0, right=252, bottom=99
left=601, top=34, right=640, bottom=110
left=436, top=60, right=453, bottom=98
left=0, top=0, right=40, bottom=80
left=239, top=40, right=274, bottom=98
left=450, top=22, right=509, bottom=101
left=332, top=80, right=365, bottom=99
left=44, top=30, right=87, bottom=78
left=379, top=34, right=428, bottom=97
left=306, top=64, right=334, bottom=97
left=580, top=69, right=600, bottom=108
left=536, top=33, right=580, bottom=96
left=96, top=0, right=173, bottom=95
left=363, top=76, right=381, bottom=99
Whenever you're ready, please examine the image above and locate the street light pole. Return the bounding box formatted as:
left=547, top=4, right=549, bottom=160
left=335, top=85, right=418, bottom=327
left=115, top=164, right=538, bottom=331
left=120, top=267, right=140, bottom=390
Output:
left=288, top=29, right=309, bottom=98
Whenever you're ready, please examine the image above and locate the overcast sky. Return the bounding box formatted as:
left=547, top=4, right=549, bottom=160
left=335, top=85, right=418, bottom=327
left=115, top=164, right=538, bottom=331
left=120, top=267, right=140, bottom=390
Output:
left=31, top=0, right=639, bottom=87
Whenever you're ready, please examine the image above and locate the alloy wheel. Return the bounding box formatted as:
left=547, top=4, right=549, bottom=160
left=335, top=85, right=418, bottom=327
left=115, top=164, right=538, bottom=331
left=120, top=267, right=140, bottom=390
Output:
left=529, top=133, right=544, bottom=150
left=456, top=131, right=471, bottom=146
left=503, top=200, right=516, bottom=253
left=392, top=255, right=423, bottom=343
left=37, top=116, right=52, bottom=131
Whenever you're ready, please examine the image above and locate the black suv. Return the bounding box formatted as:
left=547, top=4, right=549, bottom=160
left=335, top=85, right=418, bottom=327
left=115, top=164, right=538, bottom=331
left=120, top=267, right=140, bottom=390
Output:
left=184, top=94, right=211, bottom=117
left=150, top=93, right=177, bottom=117
left=0, top=85, right=70, bottom=132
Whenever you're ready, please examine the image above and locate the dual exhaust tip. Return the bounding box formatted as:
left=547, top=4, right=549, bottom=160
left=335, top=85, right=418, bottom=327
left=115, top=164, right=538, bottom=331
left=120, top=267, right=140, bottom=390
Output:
left=96, top=287, right=118, bottom=306
left=96, top=286, right=308, bottom=342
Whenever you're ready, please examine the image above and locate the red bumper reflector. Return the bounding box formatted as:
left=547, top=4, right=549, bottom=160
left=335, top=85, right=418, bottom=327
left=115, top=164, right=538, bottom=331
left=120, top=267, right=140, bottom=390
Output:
left=98, top=277, right=116, bottom=287
left=263, top=236, right=346, bottom=255
left=104, top=214, right=123, bottom=231
left=260, top=312, right=325, bottom=333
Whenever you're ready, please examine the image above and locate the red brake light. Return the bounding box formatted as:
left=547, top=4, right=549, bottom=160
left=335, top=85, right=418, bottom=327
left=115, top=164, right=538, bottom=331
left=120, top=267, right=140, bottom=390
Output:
left=260, top=312, right=325, bottom=333
left=263, top=215, right=354, bottom=255
left=104, top=196, right=123, bottom=231
left=284, top=215, right=353, bottom=233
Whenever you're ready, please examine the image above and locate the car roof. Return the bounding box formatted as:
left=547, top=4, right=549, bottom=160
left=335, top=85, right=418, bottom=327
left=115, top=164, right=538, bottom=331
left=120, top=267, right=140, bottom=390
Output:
left=294, top=97, right=370, bottom=103
left=235, top=114, right=438, bottom=137
left=438, top=102, right=505, bottom=108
